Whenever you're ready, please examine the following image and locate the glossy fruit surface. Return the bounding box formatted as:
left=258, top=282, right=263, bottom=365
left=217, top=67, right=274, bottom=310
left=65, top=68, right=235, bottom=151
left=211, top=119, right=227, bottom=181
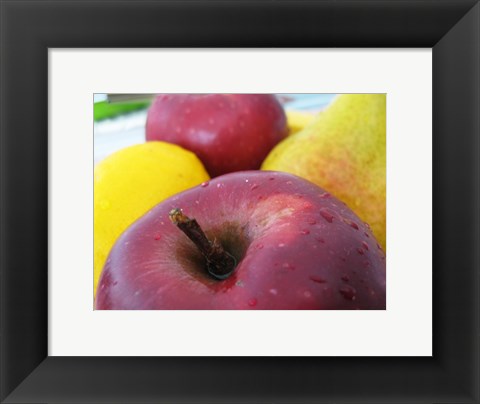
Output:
left=96, top=171, right=386, bottom=310
left=262, top=94, right=386, bottom=250
left=146, top=94, right=288, bottom=177
left=94, top=141, right=209, bottom=295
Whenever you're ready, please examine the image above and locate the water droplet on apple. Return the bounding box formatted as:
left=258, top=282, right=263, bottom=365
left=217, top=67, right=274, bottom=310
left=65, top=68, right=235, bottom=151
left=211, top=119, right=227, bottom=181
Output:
left=154, top=234, right=161, bottom=240
left=269, top=288, right=278, bottom=295
left=303, top=291, right=312, bottom=298
left=309, top=275, right=326, bottom=283
left=278, top=243, right=285, bottom=248
left=343, top=218, right=359, bottom=230
left=357, top=248, right=365, bottom=255
left=286, top=181, right=293, bottom=185
left=364, top=232, right=370, bottom=238
left=362, top=241, right=369, bottom=251
left=256, top=243, right=264, bottom=250
left=339, top=285, right=357, bottom=301
left=200, top=181, right=209, bottom=187
left=113, top=281, right=118, bottom=286
left=235, top=280, right=244, bottom=287
left=282, top=262, right=295, bottom=270
left=251, top=184, right=259, bottom=190
left=308, top=219, right=317, bottom=225
left=364, top=222, right=371, bottom=229
left=245, top=179, right=249, bottom=183
left=341, top=274, right=350, bottom=282
left=248, top=298, right=257, bottom=307
left=301, top=229, right=310, bottom=235
left=320, top=209, right=334, bottom=223
left=320, top=192, right=331, bottom=198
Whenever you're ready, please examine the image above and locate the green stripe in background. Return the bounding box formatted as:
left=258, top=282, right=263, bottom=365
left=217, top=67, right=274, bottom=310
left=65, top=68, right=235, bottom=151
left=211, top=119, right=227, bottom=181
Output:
left=94, top=101, right=151, bottom=122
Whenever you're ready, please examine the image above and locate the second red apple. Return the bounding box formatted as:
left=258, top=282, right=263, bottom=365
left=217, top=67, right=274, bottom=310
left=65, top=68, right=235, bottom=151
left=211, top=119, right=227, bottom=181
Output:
left=146, top=94, right=288, bottom=177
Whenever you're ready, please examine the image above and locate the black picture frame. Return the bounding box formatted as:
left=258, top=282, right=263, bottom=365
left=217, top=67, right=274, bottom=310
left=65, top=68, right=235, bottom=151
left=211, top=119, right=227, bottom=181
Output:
left=1, top=0, right=479, bottom=402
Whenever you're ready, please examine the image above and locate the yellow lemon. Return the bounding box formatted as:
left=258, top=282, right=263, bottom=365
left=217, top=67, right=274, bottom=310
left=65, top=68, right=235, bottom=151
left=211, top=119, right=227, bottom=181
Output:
left=94, top=141, right=209, bottom=296
left=286, top=110, right=316, bottom=135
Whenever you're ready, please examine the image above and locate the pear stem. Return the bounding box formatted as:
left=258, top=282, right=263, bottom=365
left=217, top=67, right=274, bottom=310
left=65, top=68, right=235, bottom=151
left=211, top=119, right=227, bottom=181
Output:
left=169, top=208, right=237, bottom=280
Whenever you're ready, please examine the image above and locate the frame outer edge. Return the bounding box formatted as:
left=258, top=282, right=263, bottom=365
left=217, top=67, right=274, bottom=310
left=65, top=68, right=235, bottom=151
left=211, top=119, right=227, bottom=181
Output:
left=0, top=0, right=479, bottom=403
left=433, top=2, right=480, bottom=402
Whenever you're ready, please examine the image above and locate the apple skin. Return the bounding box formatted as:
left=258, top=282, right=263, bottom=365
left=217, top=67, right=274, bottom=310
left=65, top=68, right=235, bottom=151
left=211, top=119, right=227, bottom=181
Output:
left=145, top=94, right=288, bottom=177
left=95, top=171, right=386, bottom=310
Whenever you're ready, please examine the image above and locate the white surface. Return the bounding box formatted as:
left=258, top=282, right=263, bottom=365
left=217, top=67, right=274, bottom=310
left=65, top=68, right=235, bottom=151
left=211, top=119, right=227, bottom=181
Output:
left=49, top=49, right=432, bottom=356
left=94, top=110, right=147, bottom=164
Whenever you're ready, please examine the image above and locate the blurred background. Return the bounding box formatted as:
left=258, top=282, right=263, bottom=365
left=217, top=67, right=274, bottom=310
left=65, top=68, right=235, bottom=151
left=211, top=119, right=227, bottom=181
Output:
left=94, top=94, right=336, bottom=165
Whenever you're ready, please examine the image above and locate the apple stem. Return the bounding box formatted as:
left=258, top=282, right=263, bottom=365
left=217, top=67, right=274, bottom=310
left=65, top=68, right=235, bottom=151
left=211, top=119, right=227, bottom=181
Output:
left=169, top=208, right=237, bottom=280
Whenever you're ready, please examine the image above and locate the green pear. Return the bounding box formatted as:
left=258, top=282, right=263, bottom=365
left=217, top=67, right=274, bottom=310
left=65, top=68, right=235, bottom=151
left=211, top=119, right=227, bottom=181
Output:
left=262, top=94, right=386, bottom=250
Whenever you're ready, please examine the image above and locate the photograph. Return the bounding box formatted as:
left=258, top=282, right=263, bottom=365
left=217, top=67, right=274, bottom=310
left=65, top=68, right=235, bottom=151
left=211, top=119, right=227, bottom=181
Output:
left=2, top=0, right=479, bottom=402
left=94, top=93, right=386, bottom=310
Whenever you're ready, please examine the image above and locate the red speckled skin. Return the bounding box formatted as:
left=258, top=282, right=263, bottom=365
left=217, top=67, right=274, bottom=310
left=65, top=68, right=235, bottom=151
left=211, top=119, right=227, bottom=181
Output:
left=145, top=94, right=288, bottom=177
left=95, top=171, right=386, bottom=310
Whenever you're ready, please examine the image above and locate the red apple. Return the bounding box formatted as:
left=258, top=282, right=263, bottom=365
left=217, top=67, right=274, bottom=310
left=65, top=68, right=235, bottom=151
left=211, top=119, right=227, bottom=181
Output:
left=145, top=94, right=288, bottom=177
left=95, top=171, right=386, bottom=310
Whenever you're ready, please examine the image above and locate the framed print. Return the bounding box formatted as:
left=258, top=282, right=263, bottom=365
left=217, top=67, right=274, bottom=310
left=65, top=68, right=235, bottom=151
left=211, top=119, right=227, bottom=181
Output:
left=1, top=1, right=479, bottom=403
